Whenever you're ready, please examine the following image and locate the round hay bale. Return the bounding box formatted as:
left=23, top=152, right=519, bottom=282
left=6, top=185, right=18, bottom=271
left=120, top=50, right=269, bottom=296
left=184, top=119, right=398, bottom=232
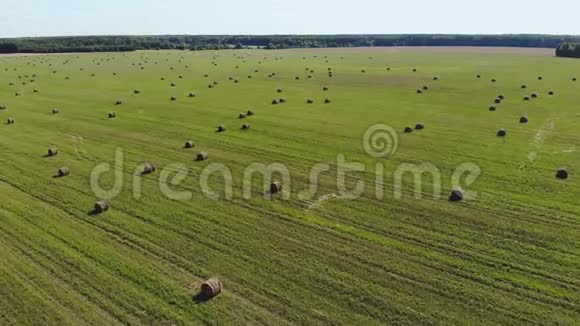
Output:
left=48, top=147, right=58, bottom=157
left=272, top=99, right=279, bottom=105
left=489, top=106, right=496, bottom=112
left=15, top=92, right=20, bottom=96
left=238, top=113, right=246, bottom=119
left=531, top=93, right=538, bottom=99
left=171, top=83, right=176, bottom=87
left=324, top=98, right=331, bottom=104
left=115, top=100, right=123, bottom=105
left=295, top=76, right=300, bottom=80
left=498, top=95, right=505, bottom=100
left=523, top=96, right=530, bottom=101
left=185, top=140, right=195, bottom=149
left=520, top=116, right=528, bottom=123
left=521, top=85, right=527, bottom=89
left=433, top=76, right=439, bottom=80
left=277, top=88, right=283, bottom=93
left=94, top=200, right=109, bottom=214
left=449, top=189, right=464, bottom=202
left=171, top=96, right=177, bottom=101
left=412, top=68, right=417, bottom=72
left=270, top=181, right=282, bottom=194
left=386, top=67, right=391, bottom=71
left=548, top=91, right=555, bottom=95
left=556, top=168, right=568, bottom=180
left=213, top=81, right=219, bottom=85
left=308, top=75, right=312, bottom=79
left=143, top=163, right=156, bottom=175
left=307, top=99, right=314, bottom=104
left=216, top=125, right=226, bottom=133
left=494, top=98, right=501, bottom=104
left=241, top=123, right=251, bottom=130
left=279, top=98, right=286, bottom=103
left=415, top=123, right=425, bottom=130
left=0, top=105, right=6, bottom=110
left=108, top=112, right=117, bottom=118
left=422, top=86, right=429, bottom=91
left=573, top=77, right=577, bottom=82
left=33, top=89, right=39, bottom=93
left=134, top=90, right=141, bottom=94
left=538, top=76, right=543, bottom=80
left=208, top=84, right=214, bottom=88
left=201, top=278, right=222, bottom=298
left=416, top=89, right=423, bottom=94
left=491, top=79, right=496, bottom=83
left=58, top=167, right=70, bottom=177
left=196, top=152, right=208, bottom=161
left=323, top=86, right=329, bottom=91
left=361, top=70, right=366, bottom=73
left=179, top=75, right=183, bottom=79
left=476, top=74, right=481, bottom=78
left=188, top=92, right=196, bottom=98
left=404, top=126, right=413, bottom=133
left=246, top=110, right=254, bottom=116
left=6, top=117, right=15, bottom=124
left=497, top=129, right=507, bottom=137
left=52, top=108, right=60, bottom=114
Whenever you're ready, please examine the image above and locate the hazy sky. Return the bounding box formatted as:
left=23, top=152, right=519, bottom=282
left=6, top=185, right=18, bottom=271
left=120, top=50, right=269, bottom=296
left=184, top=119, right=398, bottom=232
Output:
left=1, top=0, right=578, bottom=38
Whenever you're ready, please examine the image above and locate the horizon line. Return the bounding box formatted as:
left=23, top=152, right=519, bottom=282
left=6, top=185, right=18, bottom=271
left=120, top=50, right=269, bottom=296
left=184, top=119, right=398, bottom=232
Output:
left=2, top=33, right=580, bottom=40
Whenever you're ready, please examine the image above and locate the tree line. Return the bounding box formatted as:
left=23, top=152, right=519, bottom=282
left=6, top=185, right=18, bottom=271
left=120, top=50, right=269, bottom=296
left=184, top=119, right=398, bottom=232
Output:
left=1, top=35, right=580, bottom=54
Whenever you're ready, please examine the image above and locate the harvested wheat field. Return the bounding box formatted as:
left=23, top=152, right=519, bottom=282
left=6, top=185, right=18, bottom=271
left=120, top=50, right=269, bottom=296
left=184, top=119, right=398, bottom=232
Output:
left=0, top=47, right=579, bottom=325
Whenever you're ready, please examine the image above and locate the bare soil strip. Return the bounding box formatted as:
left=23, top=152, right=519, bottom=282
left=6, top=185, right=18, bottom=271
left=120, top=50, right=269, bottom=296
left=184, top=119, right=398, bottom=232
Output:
left=281, top=46, right=555, bottom=56
left=0, top=46, right=555, bottom=57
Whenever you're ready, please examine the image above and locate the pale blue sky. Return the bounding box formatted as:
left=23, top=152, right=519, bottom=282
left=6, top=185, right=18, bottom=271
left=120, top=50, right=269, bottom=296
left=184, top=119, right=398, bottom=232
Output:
left=1, top=0, right=578, bottom=38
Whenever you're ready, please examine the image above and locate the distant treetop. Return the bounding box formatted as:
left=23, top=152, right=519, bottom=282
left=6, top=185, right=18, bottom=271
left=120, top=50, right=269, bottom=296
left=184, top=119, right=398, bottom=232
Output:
left=556, top=42, right=580, bottom=58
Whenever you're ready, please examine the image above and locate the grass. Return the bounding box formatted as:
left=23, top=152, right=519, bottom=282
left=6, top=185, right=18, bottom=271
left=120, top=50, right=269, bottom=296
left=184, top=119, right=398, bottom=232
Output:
left=0, top=48, right=579, bottom=324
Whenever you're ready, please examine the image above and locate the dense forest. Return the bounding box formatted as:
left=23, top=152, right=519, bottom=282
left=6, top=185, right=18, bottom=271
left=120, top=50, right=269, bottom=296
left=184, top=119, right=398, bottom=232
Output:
left=556, top=42, right=580, bottom=58
left=1, top=35, right=580, bottom=54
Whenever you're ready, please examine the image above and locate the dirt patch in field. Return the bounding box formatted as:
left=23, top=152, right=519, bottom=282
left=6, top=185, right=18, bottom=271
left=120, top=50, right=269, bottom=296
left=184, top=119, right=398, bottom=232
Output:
left=306, top=194, right=341, bottom=211
left=532, top=118, right=556, bottom=148
left=0, top=52, right=103, bottom=58
left=282, top=46, right=555, bottom=56
left=0, top=53, right=50, bottom=57
left=520, top=117, right=556, bottom=168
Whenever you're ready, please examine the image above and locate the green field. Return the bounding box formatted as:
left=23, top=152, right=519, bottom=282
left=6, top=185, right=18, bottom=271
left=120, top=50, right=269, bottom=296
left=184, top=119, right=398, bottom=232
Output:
left=0, top=47, right=579, bottom=324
